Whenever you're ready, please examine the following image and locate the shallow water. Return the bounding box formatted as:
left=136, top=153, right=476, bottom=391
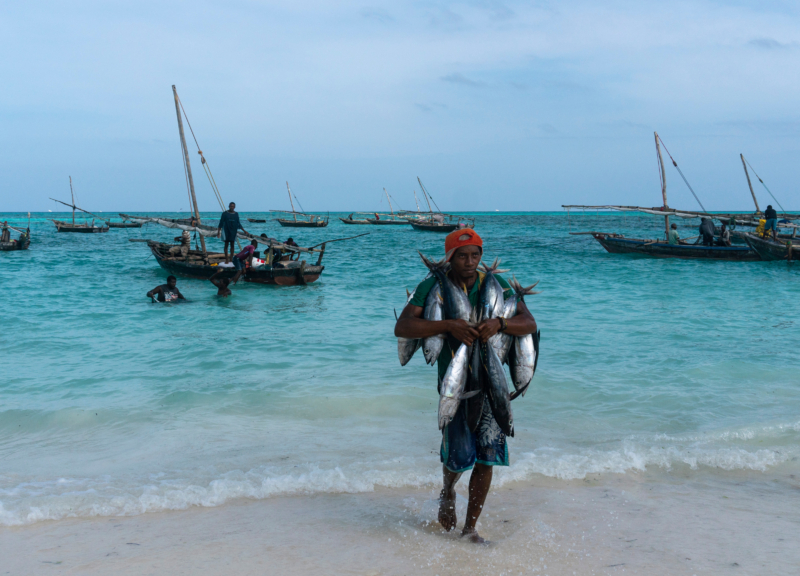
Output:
left=1, top=211, right=799, bottom=526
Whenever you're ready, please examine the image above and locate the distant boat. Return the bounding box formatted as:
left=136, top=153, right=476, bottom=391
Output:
left=404, top=177, right=474, bottom=232
left=1, top=217, right=30, bottom=251
left=367, top=189, right=411, bottom=225
left=50, top=178, right=109, bottom=233
left=272, top=183, right=329, bottom=228
left=562, top=132, right=800, bottom=261
left=340, top=214, right=372, bottom=225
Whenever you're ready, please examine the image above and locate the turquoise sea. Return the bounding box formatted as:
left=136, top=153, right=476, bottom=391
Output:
left=1, top=211, right=799, bottom=526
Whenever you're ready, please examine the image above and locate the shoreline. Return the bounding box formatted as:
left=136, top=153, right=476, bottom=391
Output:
left=4, top=466, right=798, bottom=575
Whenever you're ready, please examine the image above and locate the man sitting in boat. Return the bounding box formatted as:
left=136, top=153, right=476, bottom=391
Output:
left=668, top=223, right=680, bottom=245
left=218, top=202, right=248, bottom=263
left=394, top=229, right=538, bottom=543
left=169, top=226, right=194, bottom=259
left=146, top=276, right=185, bottom=302
left=0, top=222, right=9, bottom=243
left=716, top=223, right=731, bottom=247
left=285, top=237, right=298, bottom=248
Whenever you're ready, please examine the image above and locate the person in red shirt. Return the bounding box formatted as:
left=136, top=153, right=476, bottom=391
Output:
left=231, top=239, right=258, bottom=284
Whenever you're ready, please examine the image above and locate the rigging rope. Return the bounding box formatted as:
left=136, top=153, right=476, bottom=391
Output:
left=657, top=136, right=709, bottom=214
left=744, top=158, right=787, bottom=214
left=177, top=95, right=226, bottom=211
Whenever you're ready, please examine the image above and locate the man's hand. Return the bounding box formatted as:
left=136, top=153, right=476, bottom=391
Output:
left=447, top=319, right=479, bottom=346
left=476, top=318, right=502, bottom=343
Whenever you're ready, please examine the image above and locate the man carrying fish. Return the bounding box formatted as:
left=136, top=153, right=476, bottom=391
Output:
left=394, top=229, right=538, bottom=543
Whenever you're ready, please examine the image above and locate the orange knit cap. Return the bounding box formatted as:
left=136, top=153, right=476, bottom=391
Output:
left=445, top=228, right=482, bottom=261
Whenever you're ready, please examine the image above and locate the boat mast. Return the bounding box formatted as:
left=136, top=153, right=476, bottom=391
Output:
left=654, top=132, right=669, bottom=238
left=413, top=190, right=421, bottom=212
left=740, top=154, right=760, bottom=214
left=417, top=177, right=433, bottom=213
left=384, top=188, right=394, bottom=216
left=172, top=85, right=207, bottom=257
left=69, top=176, right=75, bottom=225
left=286, top=182, right=297, bottom=222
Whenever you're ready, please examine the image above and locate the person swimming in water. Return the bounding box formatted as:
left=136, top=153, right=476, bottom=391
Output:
left=146, top=276, right=186, bottom=302
left=209, top=269, right=233, bottom=296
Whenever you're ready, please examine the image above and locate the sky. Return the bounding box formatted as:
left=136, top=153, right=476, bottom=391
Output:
left=1, top=0, right=799, bottom=213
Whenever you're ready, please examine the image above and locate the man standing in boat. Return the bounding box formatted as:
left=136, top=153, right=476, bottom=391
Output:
left=394, top=229, right=537, bottom=543
left=218, top=202, right=249, bottom=263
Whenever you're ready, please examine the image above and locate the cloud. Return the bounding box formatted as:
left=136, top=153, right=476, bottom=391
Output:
left=748, top=37, right=787, bottom=49
left=440, top=73, right=485, bottom=87
left=361, top=8, right=395, bottom=24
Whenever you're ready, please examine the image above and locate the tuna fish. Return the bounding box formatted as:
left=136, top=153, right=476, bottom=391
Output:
left=496, top=277, right=540, bottom=363
left=438, top=343, right=470, bottom=429
left=483, top=341, right=514, bottom=437
left=422, top=283, right=444, bottom=365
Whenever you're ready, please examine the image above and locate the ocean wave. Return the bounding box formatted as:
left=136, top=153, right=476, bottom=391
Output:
left=1, top=440, right=796, bottom=526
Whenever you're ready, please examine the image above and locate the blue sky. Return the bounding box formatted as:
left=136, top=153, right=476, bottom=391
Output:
left=1, top=1, right=798, bottom=212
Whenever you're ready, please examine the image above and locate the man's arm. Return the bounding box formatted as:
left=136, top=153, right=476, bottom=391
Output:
left=209, top=270, right=223, bottom=288
left=394, top=304, right=479, bottom=346
left=146, top=286, right=162, bottom=298
left=476, top=300, right=537, bottom=342
left=176, top=288, right=186, bottom=300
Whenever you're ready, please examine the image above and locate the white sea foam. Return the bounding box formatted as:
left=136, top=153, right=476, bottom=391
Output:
left=2, top=438, right=797, bottom=526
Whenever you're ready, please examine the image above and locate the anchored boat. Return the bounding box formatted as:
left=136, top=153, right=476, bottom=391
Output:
left=50, top=178, right=109, bottom=233
left=272, top=182, right=328, bottom=227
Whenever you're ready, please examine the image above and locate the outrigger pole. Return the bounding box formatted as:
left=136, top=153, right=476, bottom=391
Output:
left=740, top=154, right=760, bottom=214
left=173, top=85, right=207, bottom=259
left=654, top=132, right=669, bottom=239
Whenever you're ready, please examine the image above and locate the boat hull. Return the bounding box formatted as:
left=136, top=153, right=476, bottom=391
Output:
left=410, top=222, right=463, bottom=232
left=107, top=222, right=143, bottom=228
left=339, top=218, right=372, bottom=225
left=0, top=240, right=30, bottom=251
left=276, top=219, right=328, bottom=228
left=148, top=243, right=323, bottom=285
left=367, top=219, right=409, bottom=225
left=53, top=220, right=109, bottom=233
left=592, top=233, right=760, bottom=261
left=247, top=218, right=267, bottom=223
left=740, top=233, right=800, bottom=261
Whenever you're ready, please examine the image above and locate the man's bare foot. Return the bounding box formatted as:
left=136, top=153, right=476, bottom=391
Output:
left=461, top=527, right=486, bottom=544
left=438, top=489, right=457, bottom=531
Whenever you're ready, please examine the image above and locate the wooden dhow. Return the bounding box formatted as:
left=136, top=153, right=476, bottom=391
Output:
left=272, top=182, right=328, bottom=227
left=130, top=86, right=334, bottom=286
left=50, top=177, right=109, bottom=233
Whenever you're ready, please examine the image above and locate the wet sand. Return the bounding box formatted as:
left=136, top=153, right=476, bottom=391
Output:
left=3, top=466, right=798, bottom=576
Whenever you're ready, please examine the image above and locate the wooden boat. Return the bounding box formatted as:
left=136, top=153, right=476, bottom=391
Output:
left=107, top=221, right=143, bottom=228
left=0, top=223, right=30, bottom=251
left=134, top=85, right=328, bottom=287
left=740, top=232, right=800, bottom=261
left=50, top=178, right=110, bottom=233
left=339, top=216, right=372, bottom=225
left=591, top=232, right=760, bottom=261
left=406, top=178, right=474, bottom=232
left=247, top=218, right=267, bottom=223
left=272, top=183, right=328, bottom=227
left=276, top=217, right=328, bottom=228
left=53, top=220, right=109, bottom=233
left=562, top=132, right=780, bottom=261
left=367, top=189, right=411, bottom=225
left=147, top=241, right=325, bottom=285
